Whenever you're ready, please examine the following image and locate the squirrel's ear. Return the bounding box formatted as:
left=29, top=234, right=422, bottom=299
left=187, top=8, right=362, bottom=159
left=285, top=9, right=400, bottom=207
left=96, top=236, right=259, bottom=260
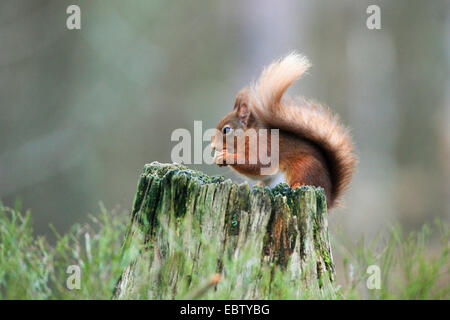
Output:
left=234, top=88, right=251, bottom=127
left=236, top=103, right=251, bottom=127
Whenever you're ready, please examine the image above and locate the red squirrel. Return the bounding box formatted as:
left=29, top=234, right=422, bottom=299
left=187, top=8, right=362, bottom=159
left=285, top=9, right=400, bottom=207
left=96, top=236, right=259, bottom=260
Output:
left=211, top=53, right=357, bottom=209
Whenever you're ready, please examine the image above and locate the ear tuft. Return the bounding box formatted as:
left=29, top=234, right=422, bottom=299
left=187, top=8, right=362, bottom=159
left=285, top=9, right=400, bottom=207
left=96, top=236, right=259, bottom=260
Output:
left=237, top=103, right=250, bottom=126
left=234, top=87, right=251, bottom=126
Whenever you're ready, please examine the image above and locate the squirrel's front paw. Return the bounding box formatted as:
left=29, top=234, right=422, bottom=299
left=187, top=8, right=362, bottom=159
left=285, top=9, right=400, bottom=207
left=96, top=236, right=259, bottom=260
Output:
left=214, top=151, right=226, bottom=167
left=214, top=150, right=233, bottom=167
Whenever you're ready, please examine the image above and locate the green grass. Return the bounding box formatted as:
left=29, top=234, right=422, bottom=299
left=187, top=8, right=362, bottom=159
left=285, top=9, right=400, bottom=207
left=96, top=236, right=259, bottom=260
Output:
left=0, top=202, right=127, bottom=299
left=0, top=202, right=448, bottom=299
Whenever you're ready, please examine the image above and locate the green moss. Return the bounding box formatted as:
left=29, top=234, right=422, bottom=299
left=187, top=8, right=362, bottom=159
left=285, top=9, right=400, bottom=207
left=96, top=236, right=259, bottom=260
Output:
left=231, top=213, right=239, bottom=230
left=131, top=173, right=149, bottom=216
left=323, top=249, right=331, bottom=266
left=142, top=163, right=326, bottom=211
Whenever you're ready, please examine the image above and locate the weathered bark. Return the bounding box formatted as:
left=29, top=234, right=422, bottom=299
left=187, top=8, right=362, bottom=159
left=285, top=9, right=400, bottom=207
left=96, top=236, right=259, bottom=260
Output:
left=113, top=162, right=335, bottom=299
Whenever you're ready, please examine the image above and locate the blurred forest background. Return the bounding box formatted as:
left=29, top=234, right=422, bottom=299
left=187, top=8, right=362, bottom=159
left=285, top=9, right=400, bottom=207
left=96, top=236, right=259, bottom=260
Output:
left=0, top=0, right=449, bottom=242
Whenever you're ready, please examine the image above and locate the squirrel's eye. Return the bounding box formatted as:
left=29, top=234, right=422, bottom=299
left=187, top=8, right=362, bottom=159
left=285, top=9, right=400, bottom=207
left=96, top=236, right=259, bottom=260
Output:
left=222, top=126, right=231, bottom=134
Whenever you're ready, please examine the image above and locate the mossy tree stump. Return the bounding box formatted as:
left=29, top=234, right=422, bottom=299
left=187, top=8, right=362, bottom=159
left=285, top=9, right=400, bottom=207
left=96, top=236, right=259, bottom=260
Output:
left=113, top=162, right=335, bottom=299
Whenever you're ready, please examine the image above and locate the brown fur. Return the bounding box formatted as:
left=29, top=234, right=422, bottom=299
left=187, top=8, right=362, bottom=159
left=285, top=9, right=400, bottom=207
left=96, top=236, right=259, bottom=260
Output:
left=212, top=53, right=357, bottom=209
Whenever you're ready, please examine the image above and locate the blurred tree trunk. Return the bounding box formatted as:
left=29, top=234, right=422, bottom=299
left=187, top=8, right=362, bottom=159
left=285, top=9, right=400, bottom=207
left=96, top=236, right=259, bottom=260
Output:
left=113, top=162, right=335, bottom=299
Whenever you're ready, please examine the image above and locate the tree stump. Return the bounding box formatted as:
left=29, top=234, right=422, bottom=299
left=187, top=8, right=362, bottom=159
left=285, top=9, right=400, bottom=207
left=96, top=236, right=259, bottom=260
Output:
left=113, top=162, right=335, bottom=299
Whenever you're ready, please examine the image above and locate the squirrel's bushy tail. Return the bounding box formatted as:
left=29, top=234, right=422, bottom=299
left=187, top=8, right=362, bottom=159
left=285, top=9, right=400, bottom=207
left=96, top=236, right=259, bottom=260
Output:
left=250, top=52, right=357, bottom=208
